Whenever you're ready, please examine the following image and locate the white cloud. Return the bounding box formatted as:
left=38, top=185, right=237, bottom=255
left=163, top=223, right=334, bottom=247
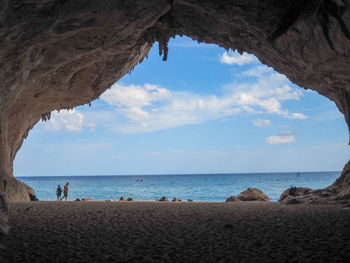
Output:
left=44, top=109, right=84, bottom=132
left=89, top=64, right=308, bottom=133
left=252, top=119, right=271, bottom=127
left=266, top=135, right=295, bottom=144
left=265, top=131, right=300, bottom=144
left=98, top=83, right=243, bottom=133
left=101, top=83, right=170, bottom=108
left=220, top=51, right=257, bottom=65
left=117, top=107, right=149, bottom=121
left=223, top=67, right=305, bottom=119
left=289, top=113, right=308, bottom=119
left=243, top=65, right=274, bottom=77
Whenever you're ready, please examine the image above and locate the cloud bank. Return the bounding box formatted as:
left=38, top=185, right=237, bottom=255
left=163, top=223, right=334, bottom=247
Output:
left=43, top=59, right=308, bottom=134
left=95, top=64, right=307, bottom=133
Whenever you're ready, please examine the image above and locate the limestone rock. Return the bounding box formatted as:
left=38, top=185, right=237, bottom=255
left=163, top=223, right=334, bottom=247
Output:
left=0, top=0, right=349, bottom=202
left=279, top=187, right=312, bottom=201
left=158, top=196, right=168, bottom=202
left=327, top=159, right=350, bottom=200
left=225, top=196, right=241, bottom=202
left=0, top=194, right=8, bottom=249
left=238, top=188, right=270, bottom=202
left=0, top=177, right=36, bottom=202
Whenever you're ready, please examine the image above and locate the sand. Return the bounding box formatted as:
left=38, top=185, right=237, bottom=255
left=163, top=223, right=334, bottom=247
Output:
left=1, top=201, right=350, bottom=262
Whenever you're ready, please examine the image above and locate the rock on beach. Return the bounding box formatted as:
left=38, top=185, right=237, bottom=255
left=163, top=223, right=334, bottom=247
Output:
left=226, top=188, right=270, bottom=202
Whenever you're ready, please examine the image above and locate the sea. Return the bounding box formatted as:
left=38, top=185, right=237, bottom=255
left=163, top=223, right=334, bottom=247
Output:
left=18, top=171, right=340, bottom=202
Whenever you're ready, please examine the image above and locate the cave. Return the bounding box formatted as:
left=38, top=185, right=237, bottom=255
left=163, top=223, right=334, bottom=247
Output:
left=0, top=0, right=350, bottom=245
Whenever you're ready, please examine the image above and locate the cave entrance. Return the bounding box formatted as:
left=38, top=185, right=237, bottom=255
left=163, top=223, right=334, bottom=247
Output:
left=14, top=36, right=350, bottom=202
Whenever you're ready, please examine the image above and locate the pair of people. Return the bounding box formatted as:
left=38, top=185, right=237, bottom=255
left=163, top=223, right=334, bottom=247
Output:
left=56, top=182, right=69, bottom=201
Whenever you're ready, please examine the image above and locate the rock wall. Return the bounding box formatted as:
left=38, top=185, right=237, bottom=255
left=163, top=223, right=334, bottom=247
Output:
left=0, top=194, right=8, bottom=249
left=328, top=159, right=350, bottom=200
left=0, top=0, right=349, bottom=204
left=0, top=0, right=171, bottom=202
left=0, top=176, right=36, bottom=202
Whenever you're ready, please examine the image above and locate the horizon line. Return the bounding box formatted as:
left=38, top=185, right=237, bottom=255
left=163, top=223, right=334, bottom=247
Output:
left=16, top=170, right=342, bottom=178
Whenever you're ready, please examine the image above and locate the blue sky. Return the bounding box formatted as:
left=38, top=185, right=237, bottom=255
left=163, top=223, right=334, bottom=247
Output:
left=14, top=36, right=350, bottom=176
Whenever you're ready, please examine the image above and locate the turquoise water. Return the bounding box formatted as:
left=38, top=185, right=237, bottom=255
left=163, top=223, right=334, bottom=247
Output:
left=18, top=172, right=340, bottom=202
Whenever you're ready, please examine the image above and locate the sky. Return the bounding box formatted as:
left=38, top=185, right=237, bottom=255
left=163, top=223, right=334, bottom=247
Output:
left=14, top=36, right=350, bottom=176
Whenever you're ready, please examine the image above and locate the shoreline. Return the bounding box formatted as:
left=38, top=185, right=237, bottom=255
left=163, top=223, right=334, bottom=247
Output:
left=18, top=171, right=341, bottom=203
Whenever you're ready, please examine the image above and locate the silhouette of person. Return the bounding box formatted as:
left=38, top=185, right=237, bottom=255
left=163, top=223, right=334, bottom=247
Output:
left=289, top=185, right=297, bottom=197
left=61, top=182, right=69, bottom=201
left=56, top=185, right=62, bottom=201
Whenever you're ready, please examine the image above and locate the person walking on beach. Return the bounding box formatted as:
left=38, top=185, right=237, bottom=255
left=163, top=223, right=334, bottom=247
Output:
left=56, top=185, right=62, bottom=201
left=61, top=182, right=69, bottom=201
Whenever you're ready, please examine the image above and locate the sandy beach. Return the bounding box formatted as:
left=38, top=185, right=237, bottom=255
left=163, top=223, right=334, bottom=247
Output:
left=1, top=201, right=350, bottom=262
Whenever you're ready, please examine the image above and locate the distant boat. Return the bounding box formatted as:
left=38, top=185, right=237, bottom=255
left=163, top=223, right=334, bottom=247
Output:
left=136, top=179, right=143, bottom=182
left=296, top=172, right=301, bottom=177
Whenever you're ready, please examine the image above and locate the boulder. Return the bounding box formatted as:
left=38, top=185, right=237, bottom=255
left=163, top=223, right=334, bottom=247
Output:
left=225, top=196, right=241, bottom=202
left=172, top=197, right=181, bottom=202
left=279, top=187, right=312, bottom=201
left=0, top=177, right=37, bottom=202
left=127, top=198, right=133, bottom=201
left=158, top=196, right=168, bottom=202
left=238, top=188, right=270, bottom=202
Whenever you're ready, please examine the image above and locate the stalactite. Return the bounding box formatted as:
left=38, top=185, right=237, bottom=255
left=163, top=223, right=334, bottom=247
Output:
left=157, top=34, right=170, bottom=61
left=41, top=112, right=51, bottom=121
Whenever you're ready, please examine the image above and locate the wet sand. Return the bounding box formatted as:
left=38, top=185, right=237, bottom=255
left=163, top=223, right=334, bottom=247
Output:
left=1, top=201, right=350, bottom=262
